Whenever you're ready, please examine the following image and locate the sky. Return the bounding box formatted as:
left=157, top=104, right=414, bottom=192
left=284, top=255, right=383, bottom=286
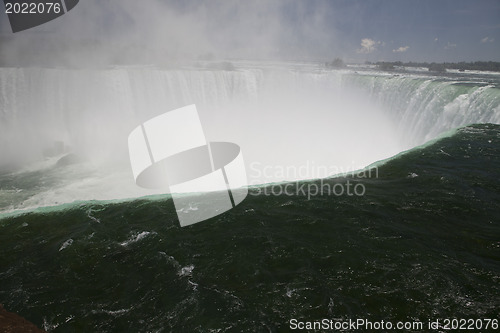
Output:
left=0, top=0, right=499, bottom=65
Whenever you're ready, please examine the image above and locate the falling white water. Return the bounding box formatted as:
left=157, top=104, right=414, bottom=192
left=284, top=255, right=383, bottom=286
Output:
left=0, top=63, right=499, bottom=211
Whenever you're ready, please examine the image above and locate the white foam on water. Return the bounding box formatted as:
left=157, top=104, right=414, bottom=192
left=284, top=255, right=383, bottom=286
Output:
left=120, top=231, right=155, bottom=246
left=178, top=264, right=195, bottom=277
left=59, top=239, right=73, bottom=251
left=91, top=307, right=132, bottom=317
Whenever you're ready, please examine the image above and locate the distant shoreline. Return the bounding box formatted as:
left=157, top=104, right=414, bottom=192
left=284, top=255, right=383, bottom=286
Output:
left=326, top=58, right=500, bottom=73
left=366, top=61, right=500, bottom=73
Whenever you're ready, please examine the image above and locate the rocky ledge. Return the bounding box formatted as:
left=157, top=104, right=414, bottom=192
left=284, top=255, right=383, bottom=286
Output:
left=0, top=304, right=46, bottom=333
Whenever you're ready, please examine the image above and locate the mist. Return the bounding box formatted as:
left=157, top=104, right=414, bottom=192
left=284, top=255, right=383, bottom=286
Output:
left=0, top=0, right=343, bottom=67
left=0, top=65, right=402, bottom=176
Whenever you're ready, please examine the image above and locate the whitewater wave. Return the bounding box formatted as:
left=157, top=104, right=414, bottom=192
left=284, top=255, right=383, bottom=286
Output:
left=59, top=239, right=74, bottom=251
left=120, top=231, right=156, bottom=246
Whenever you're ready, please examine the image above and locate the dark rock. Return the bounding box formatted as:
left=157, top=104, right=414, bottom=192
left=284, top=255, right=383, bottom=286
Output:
left=0, top=304, right=46, bottom=333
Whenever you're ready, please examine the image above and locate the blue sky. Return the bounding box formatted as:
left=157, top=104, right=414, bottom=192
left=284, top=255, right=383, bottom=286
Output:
left=318, top=0, right=500, bottom=62
left=0, top=0, right=499, bottom=64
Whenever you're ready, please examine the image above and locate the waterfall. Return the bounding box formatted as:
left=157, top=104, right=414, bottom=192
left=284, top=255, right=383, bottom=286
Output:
left=1, top=65, right=499, bottom=182
left=0, top=67, right=266, bottom=166
left=342, top=74, right=500, bottom=147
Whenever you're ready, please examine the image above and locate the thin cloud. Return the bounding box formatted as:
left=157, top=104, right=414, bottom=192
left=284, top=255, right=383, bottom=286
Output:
left=481, top=37, right=494, bottom=43
left=393, top=46, right=409, bottom=53
left=356, top=38, right=380, bottom=54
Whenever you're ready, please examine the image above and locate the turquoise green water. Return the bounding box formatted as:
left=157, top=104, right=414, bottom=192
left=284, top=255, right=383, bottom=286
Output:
left=1, top=124, right=498, bottom=332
